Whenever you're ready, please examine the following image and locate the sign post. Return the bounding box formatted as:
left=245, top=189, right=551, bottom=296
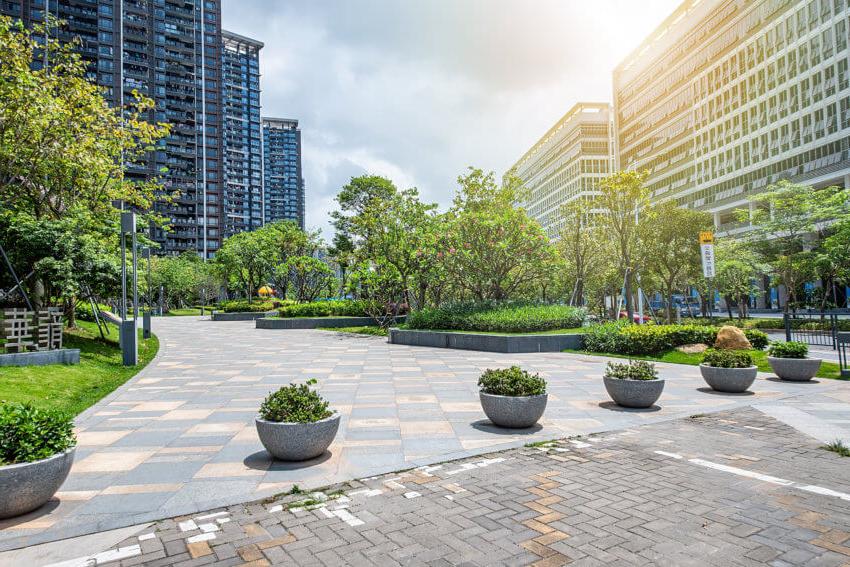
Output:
left=700, top=231, right=716, bottom=318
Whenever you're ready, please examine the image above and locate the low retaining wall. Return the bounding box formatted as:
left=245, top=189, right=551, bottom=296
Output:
left=0, top=348, right=81, bottom=367
left=256, top=316, right=406, bottom=330
left=211, top=311, right=275, bottom=321
left=388, top=329, right=585, bottom=353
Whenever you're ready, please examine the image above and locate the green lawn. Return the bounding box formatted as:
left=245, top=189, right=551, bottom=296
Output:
left=564, top=348, right=844, bottom=380
left=166, top=308, right=206, bottom=316
left=0, top=320, right=159, bottom=415
left=319, top=326, right=389, bottom=337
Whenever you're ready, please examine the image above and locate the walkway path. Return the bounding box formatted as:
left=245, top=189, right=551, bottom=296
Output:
left=55, top=407, right=850, bottom=566
left=1, top=317, right=848, bottom=553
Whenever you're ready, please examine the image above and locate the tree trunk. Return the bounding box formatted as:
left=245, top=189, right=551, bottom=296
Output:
left=63, top=296, right=76, bottom=328
left=624, top=269, right=634, bottom=322
left=665, top=286, right=674, bottom=323
left=725, top=295, right=734, bottom=320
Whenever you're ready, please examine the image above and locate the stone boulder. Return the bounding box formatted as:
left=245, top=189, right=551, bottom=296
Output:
left=714, top=325, right=751, bottom=350
left=676, top=343, right=709, bottom=355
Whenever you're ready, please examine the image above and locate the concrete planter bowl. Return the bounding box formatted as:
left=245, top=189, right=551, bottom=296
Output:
left=0, top=448, right=75, bottom=519
left=603, top=377, right=665, bottom=408
left=699, top=364, right=758, bottom=393
left=767, top=356, right=822, bottom=381
left=255, top=413, right=340, bottom=461
left=479, top=392, right=547, bottom=428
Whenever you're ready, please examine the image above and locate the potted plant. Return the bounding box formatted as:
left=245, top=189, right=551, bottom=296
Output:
left=767, top=341, right=821, bottom=381
left=603, top=360, right=664, bottom=408
left=478, top=366, right=547, bottom=428
left=255, top=379, right=340, bottom=461
left=699, top=349, right=758, bottom=393
left=0, top=402, right=76, bottom=519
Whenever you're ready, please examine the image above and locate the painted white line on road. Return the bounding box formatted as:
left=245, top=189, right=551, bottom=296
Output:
left=186, top=533, right=216, bottom=544
left=349, top=488, right=383, bottom=497
left=45, top=545, right=142, bottom=567
left=178, top=519, right=198, bottom=532
left=198, top=523, right=219, bottom=533
left=404, top=491, right=421, bottom=499
left=655, top=453, right=850, bottom=503
left=654, top=450, right=683, bottom=459
left=195, top=511, right=228, bottom=521
left=137, top=533, right=156, bottom=541
left=331, top=508, right=365, bottom=527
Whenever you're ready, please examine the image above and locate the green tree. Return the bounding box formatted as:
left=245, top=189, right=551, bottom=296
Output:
left=326, top=232, right=355, bottom=297
left=592, top=170, right=650, bottom=321
left=214, top=229, right=277, bottom=302
left=557, top=200, right=605, bottom=307
left=714, top=242, right=760, bottom=320
left=283, top=255, right=335, bottom=303
left=439, top=168, right=557, bottom=301
left=639, top=201, right=712, bottom=321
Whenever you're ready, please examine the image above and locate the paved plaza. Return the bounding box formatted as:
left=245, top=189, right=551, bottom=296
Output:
left=1, top=316, right=849, bottom=558
left=42, top=407, right=850, bottom=566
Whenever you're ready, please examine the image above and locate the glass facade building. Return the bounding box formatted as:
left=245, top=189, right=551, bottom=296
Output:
left=614, top=0, right=850, bottom=235
left=511, top=103, right=615, bottom=238
left=221, top=30, right=263, bottom=237
left=262, top=117, right=305, bottom=229
left=2, top=0, right=225, bottom=258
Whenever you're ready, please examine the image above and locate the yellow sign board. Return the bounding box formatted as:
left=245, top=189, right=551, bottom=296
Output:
left=699, top=231, right=714, bottom=245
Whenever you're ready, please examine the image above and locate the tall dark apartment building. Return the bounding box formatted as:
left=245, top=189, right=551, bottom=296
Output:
left=221, top=30, right=264, bottom=237
left=3, top=0, right=224, bottom=258
left=262, top=117, right=305, bottom=229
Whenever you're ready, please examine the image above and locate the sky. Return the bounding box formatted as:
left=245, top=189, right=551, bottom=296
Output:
left=222, top=0, right=682, bottom=238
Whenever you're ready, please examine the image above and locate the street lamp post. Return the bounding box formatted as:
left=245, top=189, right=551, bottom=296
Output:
left=120, top=211, right=138, bottom=366
left=142, top=247, right=152, bottom=339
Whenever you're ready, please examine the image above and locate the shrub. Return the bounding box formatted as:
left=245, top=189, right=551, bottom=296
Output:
left=584, top=322, right=768, bottom=355
left=0, top=402, right=76, bottom=466
left=768, top=341, right=809, bottom=359
left=220, top=299, right=290, bottom=313
left=406, top=302, right=586, bottom=333
left=702, top=349, right=754, bottom=368
left=744, top=329, right=769, bottom=350
left=279, top=299, right=372, bottom=318
left=603, top=360, right=658, bottom=380
left=259, top=380, right=333, bottom=423
left=478, top=366, right=547, bottom=396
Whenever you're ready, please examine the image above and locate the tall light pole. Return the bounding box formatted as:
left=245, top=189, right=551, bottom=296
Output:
left=120, top=211, right=138, bottom=366
left=142, top=247, right=152, bottom=339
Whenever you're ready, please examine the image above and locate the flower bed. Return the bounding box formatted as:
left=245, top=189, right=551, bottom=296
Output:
left=583, top=321, right=768, bottom=355
left=405, top=302, right=586, bottom=333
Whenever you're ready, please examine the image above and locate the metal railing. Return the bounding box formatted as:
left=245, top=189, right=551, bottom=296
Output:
left=784, top=311, right=839, bottom=349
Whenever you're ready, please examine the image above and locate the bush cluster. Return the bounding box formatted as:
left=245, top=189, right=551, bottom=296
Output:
left=220, top=299, right=287, bottom=313
left=0, top=402, right=76, bottom=465
left=279, top=299, right=372, bottom=318
left=259, top=380, right=333, bottom=423
left=768, top=341, right=809, bottom=358
left=584, top=322, right=768, bottom=355
left=603, top=360, right=658, bottom=381
left=478, top=366, right=547, bottom=396
left=702, top=349, right=754, bottom=368
left=406, top=302, right=586, bottom=333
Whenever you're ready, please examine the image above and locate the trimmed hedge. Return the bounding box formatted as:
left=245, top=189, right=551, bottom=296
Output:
left=406, top=302, right=586, bottom=333
left=279, top=299, right=372, bottom=318
left=584, top=321, right=769, bottom=355
left=220, top=299, right=290, bottom=313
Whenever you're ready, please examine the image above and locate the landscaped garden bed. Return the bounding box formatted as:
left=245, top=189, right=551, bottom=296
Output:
left=0, top=320, right=159, bottom=416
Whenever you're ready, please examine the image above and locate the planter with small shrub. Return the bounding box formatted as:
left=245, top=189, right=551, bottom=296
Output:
left=255, top=380, right=339, bottom=461
left=0, top=403, right=76, bottom=518
left=767, top=341, right=821, bottom=382
left=477, top=366, right=547, bottom=428
left=602, top=360, right=664, bottom=408
left=699, top=349, right=758, bottom=393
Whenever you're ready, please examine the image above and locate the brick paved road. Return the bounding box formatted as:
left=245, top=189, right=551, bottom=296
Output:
left=78, top=407, right=850, bottom=567
left=2, top=316, right=848, bottom=555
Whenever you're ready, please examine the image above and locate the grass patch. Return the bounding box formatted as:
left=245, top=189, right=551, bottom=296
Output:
left=564, top=348, right=843, bottom=380
left=166, top=308, right=205, bottom=316
left=0, top=320, right=159, bottom=415
left=319, top=326, right=388, bottom=337
left=823, top=440, right=850, bottom=457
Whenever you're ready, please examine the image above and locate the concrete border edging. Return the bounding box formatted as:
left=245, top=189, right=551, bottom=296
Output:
left=257, top=316, right=407, bottom=329
left=211, top=311, right=275, bottom=321
left=389, top=328, right=584, bottom=353
left=0, top=349, right=81, bottom=367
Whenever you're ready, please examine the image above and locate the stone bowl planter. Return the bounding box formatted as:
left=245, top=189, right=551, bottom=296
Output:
left=0, top=448, right=75, bottom=519
left=603, top=377, right=665, bottom=408
left=699, top=364, right=758, bottom=393
left=255, top=413, right=340, bottom=461
left=767, top=357, right=821, bottom=382
left=479, top=392, right=547, bottom=428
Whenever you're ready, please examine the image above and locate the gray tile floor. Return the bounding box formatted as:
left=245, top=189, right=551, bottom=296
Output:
left=1, top=317, right=848, bottom=553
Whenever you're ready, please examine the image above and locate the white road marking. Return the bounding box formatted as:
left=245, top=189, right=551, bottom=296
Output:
left=331, top=508, right=365, bottom=527
left=138, top=533, right=156, bottom=541
left=654, top=450, right=683, bottom=459
left=403, top=491, right=421, bottom=499
left=349, top=488, right=383, bottom=497
left=186, top=533, right=216, bottom=544
left=45, top=545, right=142, bottom=567
left=195, top=511, right=228, bottom=521
left=198, top=523, right=219, bottom=533
left=178, top=520, right=198, bottom=532
left=267, top=504, right=283, bottom=513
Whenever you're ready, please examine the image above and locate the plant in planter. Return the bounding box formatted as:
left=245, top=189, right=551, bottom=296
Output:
left=602, top=360, right=664, bottom=408
left=767, top=341, right=821, bottom=381
left=0, top=402, right=76, bottom=518
left=699, top=349, right=758, bottom=393
left=255, top=380, right=340, bottom=461
left=478, top=366, right=547, bottom=428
